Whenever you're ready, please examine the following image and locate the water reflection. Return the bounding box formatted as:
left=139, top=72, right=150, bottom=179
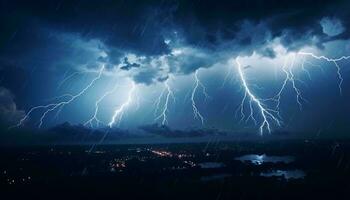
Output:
left=260, top=170, right=306, bottom=180
left=235, top=154, right=295, bottom=165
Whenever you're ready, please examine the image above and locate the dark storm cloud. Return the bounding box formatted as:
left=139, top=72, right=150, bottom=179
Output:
left=0, top=63, right=27, bottom=94
left=0, top=0, right=172, bottom=55
left=0, top=87, right=24, bottom=124
left=257, top=47, right=276, bottom=59
left=120, top=57, right=141, bottom=71
left=132, top=69, right=159, bottom=85
left=0, top=0, right=349, bottom=82
left=170, top=0, right=349, bottom=49
left=320, top=17, right=345, bottom=37
left=0, top=25, right=107, bottom=73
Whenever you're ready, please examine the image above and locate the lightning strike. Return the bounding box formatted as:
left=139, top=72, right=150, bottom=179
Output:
left=236, top=57, right=281, bottom=135
left=237, top=51, right=350, bottom=134
left=84, top=84, right=119, bottom=128
left=300, top=56, right=312, bottom=80
left=288, top=55, right=307, bottom=110
left=280, top=55, right=307, bottom=110
left=155, top=79, right=175, bottom=125
left=267, top=55, right=307, bottom=112
left=298, top=52, right=350, bottom=95
left=191, top=70, right=209, bottom=125
left=12, top=65, right=105, bottom=129
left=154, top=87, right=166, bottom=116
left=108, top=82, right=136, bottom=128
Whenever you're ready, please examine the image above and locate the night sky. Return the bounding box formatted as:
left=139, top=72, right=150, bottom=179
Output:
left=1, top=0, right=350, bottom=137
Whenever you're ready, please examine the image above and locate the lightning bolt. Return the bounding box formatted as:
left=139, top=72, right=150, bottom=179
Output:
left=155, top=79, right=175, bottom=125
left=300, top=56, right=312, bottom=80
left=108, top=81, right=136, bottom=128
left=288, top=55, right=308, bottom=110
left=84, top=84, right=119, bottom=128
left=236, top=57, right=281, bottom=135
left=154, top=87, right=166, bottom=116
left=236, top=51, right=350, bottom=134
left=268, top=55, right=308, bottom=112
left=191, top=70, right=209, bottom=125
left=298, top=52, right=350, bottom=95
left=11, top=65, right=105, bottom=129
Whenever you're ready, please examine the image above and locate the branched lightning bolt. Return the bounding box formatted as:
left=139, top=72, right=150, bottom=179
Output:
left=154, top=87, right=166, bottom=116
left=236, top=57, right=281, bottom=135
left=267, top=55, right=307, bottom=112
left=236, top=51, right=350, bottom=134
left=155, top=79, right=175, bottom=125
left=84, top=84, right=119, bottom=128
left=12, top=65, right=105, bottom=129
left=298, top=52, right=350, bottom=95
left=108, top=82, right=136, bottom=128
left=300, top=56, right=312, bottom=80
left=288, top=55, right=307, bottom=110
left=191, top=70, right=209, bottom=125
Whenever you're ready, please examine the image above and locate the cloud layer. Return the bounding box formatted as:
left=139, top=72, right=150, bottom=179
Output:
left=0, top=87, right=25, bottom=124
left=1, top=0, right=349, bottom=85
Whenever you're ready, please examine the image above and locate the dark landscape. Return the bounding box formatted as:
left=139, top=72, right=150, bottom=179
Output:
left=1, top=139, right=350, bottom=199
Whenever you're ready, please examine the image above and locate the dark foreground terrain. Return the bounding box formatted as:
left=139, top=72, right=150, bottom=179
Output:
left=1, top=139, right=350, bottom=199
